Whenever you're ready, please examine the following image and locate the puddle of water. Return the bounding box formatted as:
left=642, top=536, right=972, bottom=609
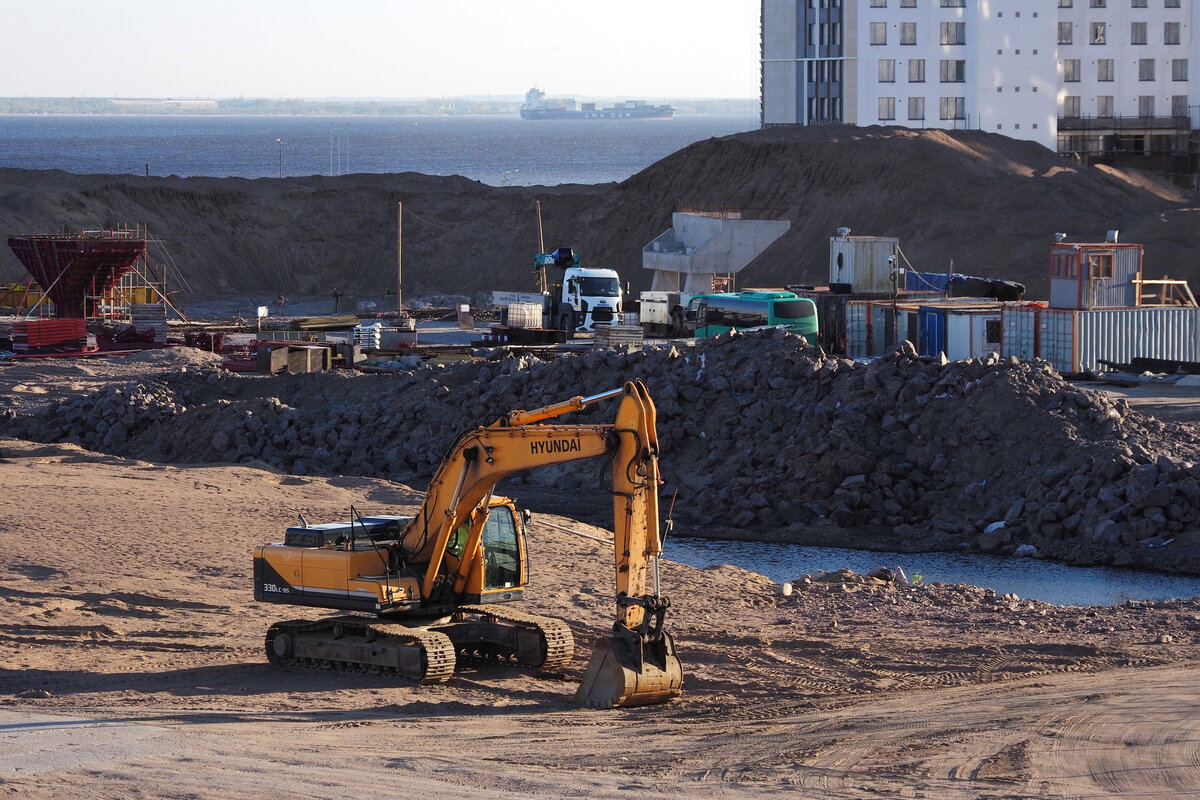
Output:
left=666, top=537, right=1200, bottom=607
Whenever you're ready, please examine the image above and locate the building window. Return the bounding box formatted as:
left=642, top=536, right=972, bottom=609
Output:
left=939, top=96, right=965, bottom=119
left=1097, top=95, right=1114, bottom=116
left=1063, top=95, right=1082, bottom=117
left=870, top=21, right=887, bottom=45
left=1172, top=95, right=1188, bottom=116
left=941, top=0, right=964, bottom=6
left=870, top=0, right=887, bottom=6
left=1130, top=22, right=1146, bottom=44
left=1058, top=22, right=1073, bottom=44
left=879, top=59, right=896, bottom=82
left=900, top=22, right=916, bottom=45
left=1090, top=0, right=1105, bottom=5
left=878, top=97, right=896, bottom=120
left=900, top=0, right=916, bottom=6
left=940, top=60, right=966, bottom=82
left=1063, top=59, right=1081, bottom=82
left=1052, top=253, right=1079, bottom=279
left=1139, top=58, right=1155, bottom=80
left=908, top=59, right=926, bottom=82
left=908, top=97, right=925, bottom=120
left=1165, top=0, right=1180, bottom=6
left=1131, top=0, right=1147, bottom=6
left=940, top=21, right=965, bottom=45
left=1173, top=58, right=1188, bottom=81
left=1090, top=22, right=1106, bottom=44
left=1059, top=0, right=1072, bottom=5
left=1097, top=59, right=1114, bottom=81
left=1090, top=254, right=1113, bottom=279
left=1139, top=95, right=1155, bottom=116
left=1164, top=22, right=1180, bottom=45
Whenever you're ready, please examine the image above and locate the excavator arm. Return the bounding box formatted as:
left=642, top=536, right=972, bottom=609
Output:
left=399, top=380, right=682, bottom=707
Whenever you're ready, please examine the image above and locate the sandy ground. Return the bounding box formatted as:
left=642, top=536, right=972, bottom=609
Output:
left=4, top=359, right=1200, bottom=797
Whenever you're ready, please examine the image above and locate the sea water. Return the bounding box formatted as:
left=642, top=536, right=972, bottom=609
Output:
left=0, top=114, right=758, bottom=185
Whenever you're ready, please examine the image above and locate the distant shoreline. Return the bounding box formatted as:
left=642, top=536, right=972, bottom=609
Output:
left=0, top=97, right=760, bottom=117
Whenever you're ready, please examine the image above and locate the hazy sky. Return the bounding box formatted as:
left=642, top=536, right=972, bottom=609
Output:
left=0, top=1, right=760, bottom=99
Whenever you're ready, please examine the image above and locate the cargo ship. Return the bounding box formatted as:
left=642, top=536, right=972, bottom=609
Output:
left=519, top=87, right=673, bottom=120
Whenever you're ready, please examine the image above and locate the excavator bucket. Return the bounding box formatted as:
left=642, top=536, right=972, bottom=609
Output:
left=575, top=627, right=684, bottom=709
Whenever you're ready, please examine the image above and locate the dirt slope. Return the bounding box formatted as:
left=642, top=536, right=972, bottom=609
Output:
left=0, top=126, right=1196, bottom=303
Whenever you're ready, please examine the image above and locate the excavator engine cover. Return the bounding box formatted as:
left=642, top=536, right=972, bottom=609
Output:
left=575, top=627, right=683, bottom=709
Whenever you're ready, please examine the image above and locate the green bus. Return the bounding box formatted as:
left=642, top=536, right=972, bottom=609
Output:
left=685, top=290, right=819, bottom=338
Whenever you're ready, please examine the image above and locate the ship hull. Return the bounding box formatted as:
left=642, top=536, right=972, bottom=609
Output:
left=520, top=107, right=673, bottom=120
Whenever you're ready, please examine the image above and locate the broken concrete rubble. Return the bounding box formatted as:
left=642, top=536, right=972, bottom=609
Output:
left=4, top=327, right=1200, bottom=573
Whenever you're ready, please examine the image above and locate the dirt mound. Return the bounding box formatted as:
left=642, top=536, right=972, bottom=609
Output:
left=1, top=126, right=1195, bottom=304
left=5, top=331, right=1200, bottom=574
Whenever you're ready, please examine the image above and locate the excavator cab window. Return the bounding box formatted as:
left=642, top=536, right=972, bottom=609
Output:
left=481, top=506, right=522, bottom=590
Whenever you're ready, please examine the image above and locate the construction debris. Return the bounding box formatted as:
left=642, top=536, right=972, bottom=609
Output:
left=3, top=328, right=1200, bottom=573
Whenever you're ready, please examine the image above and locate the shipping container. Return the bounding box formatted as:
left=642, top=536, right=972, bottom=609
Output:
left=1041, top=307, right=1200, bottom=374
left=917, top=300, right=1006, bottom=359
left=918, top=306, right=946, bottom=357
left=846, top=300, right=870, bottom=358
left=828, top=234, right=900, bottom=294
left=945, top=308, right=1003, bottom=360
left=1001, top=305, right=1042, bottom=360
left=1048, top=242, right=1143, bottom=310
left=896, top=306, right=920, bottom=348
left=870, top=302, right=895, bottom=355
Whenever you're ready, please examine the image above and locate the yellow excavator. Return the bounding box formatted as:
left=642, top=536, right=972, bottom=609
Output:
left=253, top=380, right=683, bottom=708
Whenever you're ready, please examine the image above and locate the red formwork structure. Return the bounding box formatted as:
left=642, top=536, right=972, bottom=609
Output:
left=6, top=230, right=147, bottom=320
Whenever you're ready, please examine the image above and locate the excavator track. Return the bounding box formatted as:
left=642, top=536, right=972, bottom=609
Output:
left=439, top=605, right=575, bottom=669
left=265, top=618, right=456, bottom=684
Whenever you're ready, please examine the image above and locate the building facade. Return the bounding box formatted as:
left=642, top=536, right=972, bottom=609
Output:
left=762, top=0, right=1198, bottom=180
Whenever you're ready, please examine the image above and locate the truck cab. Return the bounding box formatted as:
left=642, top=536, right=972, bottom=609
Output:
left=537, top=248, right=623, bottom=333
left=560, top=266, right=622, bottom=331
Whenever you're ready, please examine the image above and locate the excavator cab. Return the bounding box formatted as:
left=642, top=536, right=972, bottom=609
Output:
left=450, top=498, right=529, bottom=603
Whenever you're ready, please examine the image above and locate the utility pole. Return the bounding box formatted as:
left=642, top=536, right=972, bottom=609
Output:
left=396, top=202, right=403, bottom=311
left=276, top=138, right=283, bottom=178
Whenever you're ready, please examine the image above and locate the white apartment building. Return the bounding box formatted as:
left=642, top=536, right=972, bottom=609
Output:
left=762, top=0, right=1198, bottom=173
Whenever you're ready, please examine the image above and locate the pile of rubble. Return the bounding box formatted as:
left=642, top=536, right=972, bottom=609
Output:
left=5, top=328, right=1200, bottom=572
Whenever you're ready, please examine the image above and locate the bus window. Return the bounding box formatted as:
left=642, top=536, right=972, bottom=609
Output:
left=771, top=300, right=815, bottom=321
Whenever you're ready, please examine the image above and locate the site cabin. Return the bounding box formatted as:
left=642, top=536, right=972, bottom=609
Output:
left=1048, top=241, right=1143, bottom=310
left=684, top=291, right=819, bottom=338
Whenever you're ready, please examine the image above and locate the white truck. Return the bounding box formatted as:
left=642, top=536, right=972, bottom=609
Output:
left=481, top=248, right=623, bottom=345
left=536, top=248, right=623, bottom=333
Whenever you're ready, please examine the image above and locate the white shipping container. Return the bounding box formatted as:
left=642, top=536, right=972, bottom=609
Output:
left=828, top=235, right=900, bottom=295
left=1002, top=306, right=1039, bottom=360
left=505, top=302, right=545, bottom=329
left=1040, top=307, right=1200, bottom=373
left=945, top=309, right=1003, bottom=361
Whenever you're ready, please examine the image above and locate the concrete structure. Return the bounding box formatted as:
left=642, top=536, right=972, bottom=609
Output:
left=761, top=0, right=1199, bottom=180
left=642, top=211, right=791, bottom=294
